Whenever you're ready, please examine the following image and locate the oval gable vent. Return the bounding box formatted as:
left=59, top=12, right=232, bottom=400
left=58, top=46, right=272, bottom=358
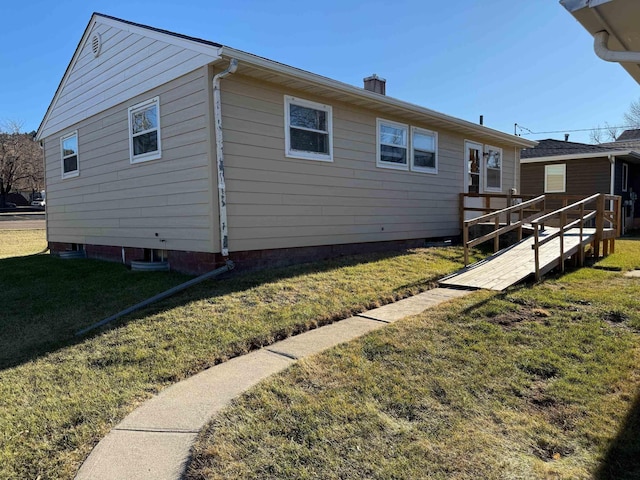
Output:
left=91, top=33, right=102, bottom=57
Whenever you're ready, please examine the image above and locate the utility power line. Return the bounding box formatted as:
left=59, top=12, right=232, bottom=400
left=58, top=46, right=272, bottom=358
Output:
left=514, top=123, right=637, bottom=136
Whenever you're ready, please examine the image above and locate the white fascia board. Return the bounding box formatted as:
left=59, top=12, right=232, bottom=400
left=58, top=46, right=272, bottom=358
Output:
left=36, top=16, right=98, bottom=141
left=220, top=47, right=537, bottom=149
left=520, top=150, right=634, bottom=163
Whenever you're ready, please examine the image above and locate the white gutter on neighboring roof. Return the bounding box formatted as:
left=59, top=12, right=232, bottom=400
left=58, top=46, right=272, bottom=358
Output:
left=521, top=150, right=640, bottom=163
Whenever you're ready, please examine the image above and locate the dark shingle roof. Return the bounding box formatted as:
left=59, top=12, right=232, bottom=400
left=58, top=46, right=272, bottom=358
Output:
left=520, top=139, right=621, bottom=159
left=95, top=12, right=223, bottom=48
left=615, top=128, right=640, bottom=142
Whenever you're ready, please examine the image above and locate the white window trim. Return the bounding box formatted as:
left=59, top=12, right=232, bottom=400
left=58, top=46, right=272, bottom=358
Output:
left=544, top=164, right=566, bottom=193
left=622, top=163, right=629, bottom=192
left=128, top=96, right=162, bottom=164
left=60, top=130, right=79, bottom=179
left=483, top=145, right=503, bottom=192
left=377, top=118, right=409, bottom=171
left=284, top=95, right=333, bottom=162
left=410, top=126, right=438, bottom=174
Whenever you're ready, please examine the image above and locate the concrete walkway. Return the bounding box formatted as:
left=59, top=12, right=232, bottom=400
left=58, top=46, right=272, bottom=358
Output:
left=75, top=287, right=473, bottom=480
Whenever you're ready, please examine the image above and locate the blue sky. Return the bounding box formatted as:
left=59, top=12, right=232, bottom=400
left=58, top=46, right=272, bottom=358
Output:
left=1, top=0, right=638, bottom=143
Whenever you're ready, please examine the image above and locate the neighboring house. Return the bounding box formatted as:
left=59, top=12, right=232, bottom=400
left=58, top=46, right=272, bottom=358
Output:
left=35, top=13, right=535, bottom=274
left=521, top=138, right=639, bottom=231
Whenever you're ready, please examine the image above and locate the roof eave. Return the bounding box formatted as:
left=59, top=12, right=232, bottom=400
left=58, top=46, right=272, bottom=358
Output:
left=220, top=47, right=537, bottom=148
left=521, top=149, right=637, bottom=163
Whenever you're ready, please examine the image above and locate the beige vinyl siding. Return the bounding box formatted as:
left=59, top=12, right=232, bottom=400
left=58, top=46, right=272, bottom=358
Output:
left=40, top=20, right=218, bottom=139
left=220, top=75, right=517, bottom=252
left=44, top=67, right=215, bottom=253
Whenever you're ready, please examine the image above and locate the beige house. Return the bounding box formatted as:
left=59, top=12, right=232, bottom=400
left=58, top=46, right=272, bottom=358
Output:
left=36, top=13, right=536, bottom=274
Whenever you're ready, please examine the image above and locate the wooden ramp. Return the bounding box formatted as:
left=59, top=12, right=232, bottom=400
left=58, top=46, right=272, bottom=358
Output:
left=440, top=227, right=598, bottom=291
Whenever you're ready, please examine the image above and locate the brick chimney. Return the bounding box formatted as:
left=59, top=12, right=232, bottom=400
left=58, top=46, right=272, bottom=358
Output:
left=364, top=74, right=386, bottom=95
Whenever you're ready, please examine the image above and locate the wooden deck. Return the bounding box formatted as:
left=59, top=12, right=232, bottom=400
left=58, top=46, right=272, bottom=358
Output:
left=440, top=227, right=607, bottom=291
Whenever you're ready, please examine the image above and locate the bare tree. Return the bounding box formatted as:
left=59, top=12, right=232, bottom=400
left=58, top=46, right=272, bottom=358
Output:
left=0, top=121, right=44, bottom=208
left=589, top=121, right=620, bottom=144
left=623, top=98, right=640, bottom=128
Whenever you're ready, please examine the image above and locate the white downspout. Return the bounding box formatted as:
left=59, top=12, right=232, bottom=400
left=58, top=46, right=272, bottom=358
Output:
left=609, top=154, right=615, bottom=195
left=212, top=58, right=238, bottom=257
left=594, top=31, right=640, bottom=63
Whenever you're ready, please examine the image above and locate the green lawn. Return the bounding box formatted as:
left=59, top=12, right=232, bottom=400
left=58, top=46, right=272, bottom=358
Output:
left=187, top=238, right=640, bottom=480
left=0, top=229, right=474, bottom=479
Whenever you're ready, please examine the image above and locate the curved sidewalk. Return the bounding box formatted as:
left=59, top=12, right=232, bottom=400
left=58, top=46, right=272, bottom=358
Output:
left=75, top=287, right=472, bottom=480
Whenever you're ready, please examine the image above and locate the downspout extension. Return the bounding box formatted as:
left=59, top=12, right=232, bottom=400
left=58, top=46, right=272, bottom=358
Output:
left=594, top=31, right=640, bottom=63
left=75, top=261, right=235, bottom=336
left=213, top=58, right=238, bottom=257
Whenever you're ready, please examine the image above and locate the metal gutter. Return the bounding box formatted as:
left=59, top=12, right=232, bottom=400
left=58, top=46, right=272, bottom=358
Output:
left=219, top=47, right=537, bottom=148
left=521, top=150, right=640, bottom=163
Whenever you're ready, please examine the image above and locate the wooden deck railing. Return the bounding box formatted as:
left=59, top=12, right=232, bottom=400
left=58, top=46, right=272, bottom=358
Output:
left=462, top=195, right=546, bottom=265
left=530, top=193, right=621, bottom=281
left=459, top=192, right=539, bottom=225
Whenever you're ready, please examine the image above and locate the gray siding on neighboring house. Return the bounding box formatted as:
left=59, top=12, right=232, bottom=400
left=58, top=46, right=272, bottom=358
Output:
left=220, top=74, right=518, bottom=252
left=43, top=67, right=216, bottom=253
left=521, top=158, right=611, bottom=196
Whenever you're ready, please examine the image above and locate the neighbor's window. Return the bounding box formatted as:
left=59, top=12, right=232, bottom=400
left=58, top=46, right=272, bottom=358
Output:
left=411, top=127, right=437, bottom=174
left=484, top=145, right=502, bottom=191
left=61, top=131, right=79, bottom=179
left=622, top=163, right=629, bottom=192
left=284, top=95, right=333, bottom=162
left=545, top=164, right=566, bottom=193
left=377, top=119, right=408, bottom=170
left=128, top=96, right=161, bottom=163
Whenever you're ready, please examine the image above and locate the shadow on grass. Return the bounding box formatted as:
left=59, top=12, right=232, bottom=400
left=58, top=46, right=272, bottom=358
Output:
left=595, top=390, right=640, bottom=480
left=0, top=247, right=434, bottom=371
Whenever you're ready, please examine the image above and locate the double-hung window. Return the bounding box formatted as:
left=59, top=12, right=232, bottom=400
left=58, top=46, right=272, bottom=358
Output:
left=285, top=96, right=333, bottom=162
left=61, top=131, right=79, bottom=179
left=377, top=119, right=408, bottom=170
left=128, top=96, right=161, bottom=163
left=544, top=164, right=566, bottom=193
left=484, top=145, right=502, bottom=191
left=411, top=127, right=437, bottom=174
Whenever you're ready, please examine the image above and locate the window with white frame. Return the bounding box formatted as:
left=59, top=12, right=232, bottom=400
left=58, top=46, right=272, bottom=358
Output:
left=61, top=131, right=79, bottom=179
left=622, top=163, right=629, bottom=192
left=545, top=164, right=566, bottom=193
left=377, top=119, right=408, bottom=169
left=284, top=96, right=332, bottom=161
left=128, top=96, right=161, bottom=163
left=484, top=145, right=502, bottom=191
left=411, top=127, right=437, bottom=173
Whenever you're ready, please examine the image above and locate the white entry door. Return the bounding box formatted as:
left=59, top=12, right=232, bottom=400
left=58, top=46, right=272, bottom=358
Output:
left=464, top=141, right=484, bottom=220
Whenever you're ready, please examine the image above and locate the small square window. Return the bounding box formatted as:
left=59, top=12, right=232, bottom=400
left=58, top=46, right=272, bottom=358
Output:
left=411, top=127, right=437, bottom=174
left=284, top=96, right=333, bottom=162
left=60, top=131, right=79, bottom=179
left=128, top=97, right=161, bottom=164
left=545, top=164, right=566, bottom=193
left=377, top=119, right=408, bottom=170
